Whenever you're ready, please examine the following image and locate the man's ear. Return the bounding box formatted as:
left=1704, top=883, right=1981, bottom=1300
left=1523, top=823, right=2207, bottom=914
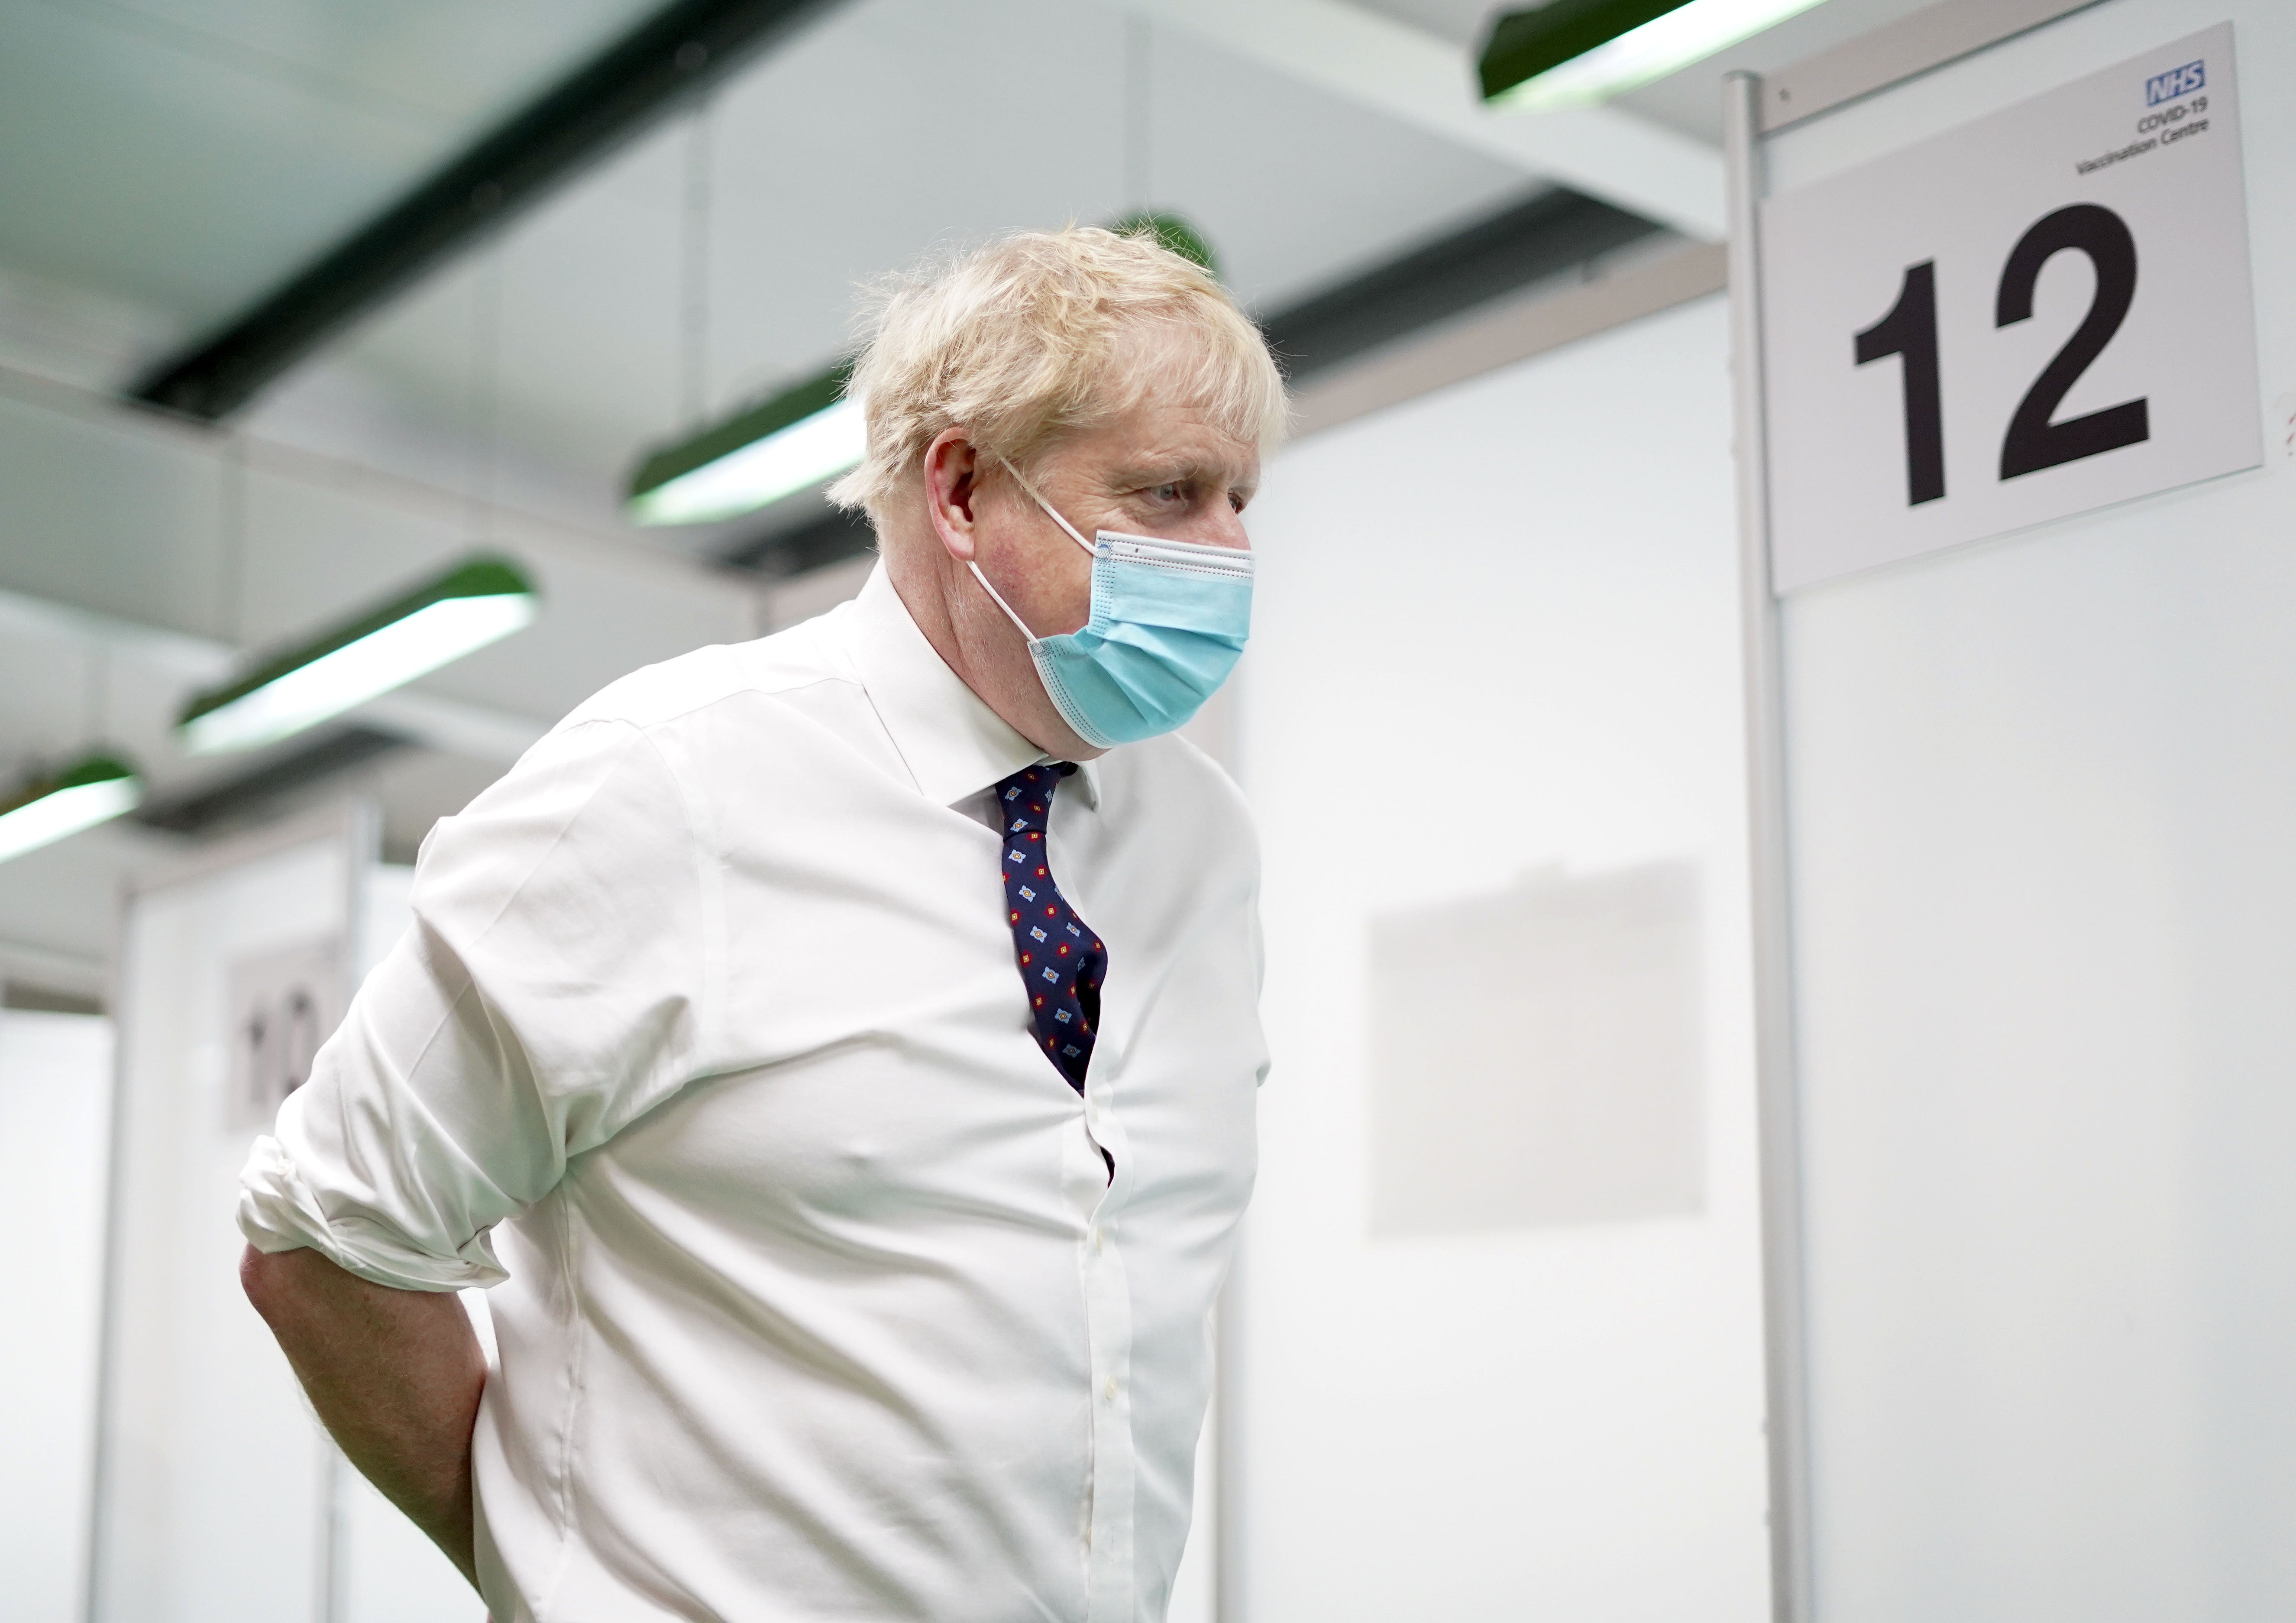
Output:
left=922, top=429, right=982, bottom=562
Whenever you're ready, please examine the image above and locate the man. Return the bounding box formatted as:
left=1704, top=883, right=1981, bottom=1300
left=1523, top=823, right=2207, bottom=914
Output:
left=237, top=224, right=1285, bottom=1623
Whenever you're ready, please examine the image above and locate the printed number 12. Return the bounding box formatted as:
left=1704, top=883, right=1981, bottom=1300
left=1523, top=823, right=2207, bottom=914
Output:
left=1853, top=204, right=2150, bottom=508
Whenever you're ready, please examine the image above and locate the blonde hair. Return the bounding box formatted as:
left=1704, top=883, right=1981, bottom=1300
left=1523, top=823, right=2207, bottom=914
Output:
left=827, top=225, right=1287, bottom=524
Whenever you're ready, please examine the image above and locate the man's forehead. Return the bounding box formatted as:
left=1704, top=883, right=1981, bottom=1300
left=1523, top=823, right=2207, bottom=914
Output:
left=1092, top=404, right=1258, bottom=483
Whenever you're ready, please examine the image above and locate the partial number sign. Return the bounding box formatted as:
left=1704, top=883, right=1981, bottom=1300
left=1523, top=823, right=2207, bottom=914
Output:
left=1761, top=23, right=2260, bottom=593
left=226, top=935, right=345, bottom=1131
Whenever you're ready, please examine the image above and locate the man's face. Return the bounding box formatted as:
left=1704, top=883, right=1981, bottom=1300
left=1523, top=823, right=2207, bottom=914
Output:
left=970, top=387, right=1261, bottom=644
left=905, top=341, right=1265, bottom=759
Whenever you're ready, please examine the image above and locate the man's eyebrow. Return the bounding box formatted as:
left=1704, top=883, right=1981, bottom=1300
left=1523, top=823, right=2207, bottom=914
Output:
left=1111, top=457, right=1253, bottom=488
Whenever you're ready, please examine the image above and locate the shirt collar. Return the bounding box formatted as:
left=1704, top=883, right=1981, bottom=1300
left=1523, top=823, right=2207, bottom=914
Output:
left=840, top=563, right=1101, bottom=810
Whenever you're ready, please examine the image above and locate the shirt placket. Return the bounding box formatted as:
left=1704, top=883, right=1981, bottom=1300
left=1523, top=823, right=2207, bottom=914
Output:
left=1080, top=1078, right=1136, bottom=1623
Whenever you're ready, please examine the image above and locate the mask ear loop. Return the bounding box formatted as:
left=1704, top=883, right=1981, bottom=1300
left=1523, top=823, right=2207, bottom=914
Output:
left=966, top=558, right=1040, bottom=642
left=966, top=456, right=1099, bottom=640
left=999, top=457, right=1100, bottom=557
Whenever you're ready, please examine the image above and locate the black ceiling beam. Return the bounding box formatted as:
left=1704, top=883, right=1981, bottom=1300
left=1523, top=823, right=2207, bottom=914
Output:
left=721, top=503, right=876, bottom=577
left=132, top=0, right=843, bottom=422
left=1261, top=185, right=1659, bottom=382
left=137, top=725, right=409, bottom=836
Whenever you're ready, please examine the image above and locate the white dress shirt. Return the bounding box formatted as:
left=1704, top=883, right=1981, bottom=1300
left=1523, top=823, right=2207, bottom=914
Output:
left=238, top=564, right=1266, bottom=1623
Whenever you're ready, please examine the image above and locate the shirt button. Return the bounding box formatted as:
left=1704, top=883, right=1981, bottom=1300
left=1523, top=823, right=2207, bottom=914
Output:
left=1103, top=1377, right=1118, bottom=1401
left=1092, top=1229, right=1105, bottom=1253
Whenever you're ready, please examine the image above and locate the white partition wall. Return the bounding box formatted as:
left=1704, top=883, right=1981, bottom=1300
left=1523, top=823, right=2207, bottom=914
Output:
left=91, top=811, right=478, bottom=1623
left=0, top=1008, right=113, bottom=1623
left=1732, top=3, right=2296, bottom=1617
left=1234, top=297, right=1772, bottom=1620
left=93, top=813, right=362, bottom=1623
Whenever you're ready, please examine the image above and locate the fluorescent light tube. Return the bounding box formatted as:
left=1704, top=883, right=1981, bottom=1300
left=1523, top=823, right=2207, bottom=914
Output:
left=178, top=556, right=538, bottom=755
left=1481, top=0, right=1828, bottom=112
left=627, top=362, right=862, bottom=528
left=628, top=395, right=866, bottom=526
left=0, top=754, right=141, bottom=863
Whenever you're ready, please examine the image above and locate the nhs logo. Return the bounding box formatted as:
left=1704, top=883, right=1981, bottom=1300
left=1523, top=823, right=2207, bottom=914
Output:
left=2146, top=59, right=2204, bottom=105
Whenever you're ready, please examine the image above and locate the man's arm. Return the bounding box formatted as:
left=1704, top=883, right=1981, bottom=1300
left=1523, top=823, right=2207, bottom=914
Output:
left=241, top=1244, right=487, bottom=1586
left=233, top=722, right=708, bottom=1592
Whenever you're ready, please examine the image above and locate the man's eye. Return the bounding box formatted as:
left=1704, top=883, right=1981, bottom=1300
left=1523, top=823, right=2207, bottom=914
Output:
left=1150, top=483, right=1185, bottom=502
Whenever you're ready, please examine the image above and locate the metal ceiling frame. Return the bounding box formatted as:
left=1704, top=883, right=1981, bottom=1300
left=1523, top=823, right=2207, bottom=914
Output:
left=1260, top=186, right=1659, bottom=379
left=1122, top=0, right=1727, bottom=240
left=130, top=0, right=846, bottom=423
left=135, top=725, right=409, bottom=837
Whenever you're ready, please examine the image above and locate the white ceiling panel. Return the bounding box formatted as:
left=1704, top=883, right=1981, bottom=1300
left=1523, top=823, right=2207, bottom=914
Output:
left=1133, top=11, right=1535, bottom=311
left=0, top=0, right=661, bottom=340
left=84, top=0, right=662, bottom=120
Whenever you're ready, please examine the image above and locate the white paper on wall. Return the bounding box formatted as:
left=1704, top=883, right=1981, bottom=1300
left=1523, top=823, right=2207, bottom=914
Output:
left=1368, top=861, right=1704, bottom=1237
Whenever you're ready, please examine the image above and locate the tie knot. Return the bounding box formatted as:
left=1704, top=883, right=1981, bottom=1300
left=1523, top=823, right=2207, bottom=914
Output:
left=996, top=761, right=1077, bottom=808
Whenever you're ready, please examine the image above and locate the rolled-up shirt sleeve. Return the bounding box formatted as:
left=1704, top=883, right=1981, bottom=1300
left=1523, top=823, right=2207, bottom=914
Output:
left=238, top=715, right=713, bottom=1292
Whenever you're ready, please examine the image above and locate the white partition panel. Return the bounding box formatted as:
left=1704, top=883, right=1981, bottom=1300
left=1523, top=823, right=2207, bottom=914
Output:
left=0, top=1009, right=113, bottom=1623
left=1734, top=3, right=2296, bottom=1617
left=1235, top=297, right=1771, bottom=1621
left=94, top=815, right=362, bottom=1623
left=93, top=834, right=483, bottom=1623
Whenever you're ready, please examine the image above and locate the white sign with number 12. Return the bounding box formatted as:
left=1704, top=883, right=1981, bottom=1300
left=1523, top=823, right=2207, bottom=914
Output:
left=1761, top=23, right=2260, bottom=594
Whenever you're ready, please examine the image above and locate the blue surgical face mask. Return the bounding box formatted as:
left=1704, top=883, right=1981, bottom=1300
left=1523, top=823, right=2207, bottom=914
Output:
left=966, top=465, right=1254, bottom=749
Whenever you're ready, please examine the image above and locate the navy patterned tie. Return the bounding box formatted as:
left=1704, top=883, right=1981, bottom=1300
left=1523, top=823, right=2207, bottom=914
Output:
left=996, top=763, right=1107, bottom=1093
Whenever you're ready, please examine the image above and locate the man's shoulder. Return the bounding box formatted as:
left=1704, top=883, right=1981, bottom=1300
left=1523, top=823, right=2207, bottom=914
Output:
left=1098, top=732, right=1258, bottom=855
left=550, top=610, right=860, bottom=739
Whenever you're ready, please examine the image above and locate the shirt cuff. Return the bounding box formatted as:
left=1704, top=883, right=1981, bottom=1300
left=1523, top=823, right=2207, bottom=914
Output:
left=236, top=1134, right=512, bottom=1293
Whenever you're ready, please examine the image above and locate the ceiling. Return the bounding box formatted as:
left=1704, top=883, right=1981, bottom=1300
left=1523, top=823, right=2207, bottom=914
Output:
left=0, top=0, right=1945, bottom=553
left=0, top=0, right=663, bottom=340
left=240, top=0, right=1546, bottom=552
left=0, top=0, right=1947, bottom=982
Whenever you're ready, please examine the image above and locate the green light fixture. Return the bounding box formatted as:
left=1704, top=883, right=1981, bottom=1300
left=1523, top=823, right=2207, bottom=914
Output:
left=627, top=360, right=862, bottom=528
left=178, top=554, right=538, bottom=755
left=625, top=213, right=1221, bottom=530
left=0, top=753, right=142, bottom=863
left=1110, top=211, right=1219, bottom=275
left=1479, top=0, right=1829, bottom=112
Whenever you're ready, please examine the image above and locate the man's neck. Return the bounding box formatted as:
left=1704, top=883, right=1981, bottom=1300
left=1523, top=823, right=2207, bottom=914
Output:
left=878, top=528, right=1103, bottom=763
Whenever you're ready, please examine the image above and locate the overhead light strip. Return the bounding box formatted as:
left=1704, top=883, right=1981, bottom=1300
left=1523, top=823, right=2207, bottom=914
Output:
left=0, top=754, right=142, bottom=864
left=1480, top=0, right=1830, bottom=112
left=627, top=362, right=862, bottom=527
left=178, top=555, right=539, bottom=755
